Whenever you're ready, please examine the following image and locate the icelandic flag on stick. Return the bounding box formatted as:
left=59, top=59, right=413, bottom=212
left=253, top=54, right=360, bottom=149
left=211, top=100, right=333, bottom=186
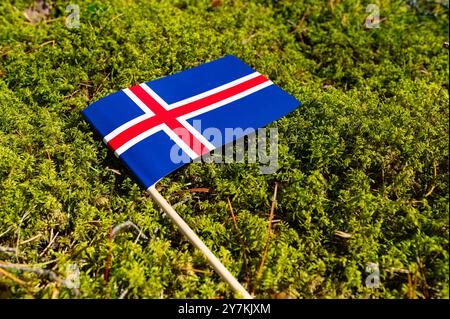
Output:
left=82, top=55, right=301, bottom=188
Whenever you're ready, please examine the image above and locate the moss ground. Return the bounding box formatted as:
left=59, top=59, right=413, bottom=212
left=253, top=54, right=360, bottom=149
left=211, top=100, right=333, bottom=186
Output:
left=0, top=0, right=448, bottom=298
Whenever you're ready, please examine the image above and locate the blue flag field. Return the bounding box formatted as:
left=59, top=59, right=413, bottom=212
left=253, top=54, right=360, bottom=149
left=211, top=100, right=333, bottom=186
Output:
left=82, top=55, right=300, bottom=188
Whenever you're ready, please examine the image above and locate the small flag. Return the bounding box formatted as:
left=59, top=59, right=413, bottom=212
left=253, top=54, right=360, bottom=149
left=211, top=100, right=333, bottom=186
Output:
left=82, top=55, right=300, bottom=188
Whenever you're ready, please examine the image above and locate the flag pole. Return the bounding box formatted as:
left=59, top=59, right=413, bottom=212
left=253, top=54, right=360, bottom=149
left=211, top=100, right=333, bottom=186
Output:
left=147, top=186, right=252, bottom=299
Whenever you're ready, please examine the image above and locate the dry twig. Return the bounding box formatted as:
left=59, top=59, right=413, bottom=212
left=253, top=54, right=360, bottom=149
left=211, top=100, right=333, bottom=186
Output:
left=39, top=230, right=59, bottom=257
left=334, top=230, right=352, bottom=239
left=0, top=246, right=17, bottom=255
left=0, top=260, right=69, bottom=286
left=20, top=233, right=43, bottom=245
left=111, top=221, right=148, bottom=240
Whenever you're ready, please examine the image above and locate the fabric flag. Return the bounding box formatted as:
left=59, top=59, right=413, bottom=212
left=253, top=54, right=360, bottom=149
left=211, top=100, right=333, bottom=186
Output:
left=82, top=55, right=300, bottom=188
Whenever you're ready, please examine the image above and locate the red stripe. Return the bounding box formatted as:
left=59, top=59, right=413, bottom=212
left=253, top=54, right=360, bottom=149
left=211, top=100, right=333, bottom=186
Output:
left=108, top=74, right=269, bottom=154
left=108, top=116, right=161, bottom=151
left=170, top=74, right=268, bottom=118
left=129, top=85, right=167, bottom=115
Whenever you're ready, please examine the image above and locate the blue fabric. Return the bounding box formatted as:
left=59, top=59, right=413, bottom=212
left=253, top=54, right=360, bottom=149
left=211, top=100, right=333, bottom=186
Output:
left=119, top=130, right=183, bottom=188
left=83, top=90, right=145, bottom=137
left=82, top=55, right=301, bottom=189
left=146, top=55, right=255, bottom=104
left=186, top=84, right=299, bottom=146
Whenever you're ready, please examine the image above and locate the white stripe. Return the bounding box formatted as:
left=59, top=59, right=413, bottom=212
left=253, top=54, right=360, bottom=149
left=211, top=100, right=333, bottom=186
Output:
left=114, top=124, right=164, bottom=156
left=123, top=88, right=154, bottom=115
left=104, top=113, right=153, bottom=143
left=166, top=72, right=261, bottom=110
left=178, top=80, right=273, bottom=121
left=140, top=83, right=170, bottom=109
left=162, top=125, right=199, bottom=159
left=177, top=118, right=215, bottom=151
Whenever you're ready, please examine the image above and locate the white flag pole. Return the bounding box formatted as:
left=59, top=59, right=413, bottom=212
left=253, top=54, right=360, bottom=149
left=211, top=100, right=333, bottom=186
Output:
left=147, top=186, right=252, bottom=299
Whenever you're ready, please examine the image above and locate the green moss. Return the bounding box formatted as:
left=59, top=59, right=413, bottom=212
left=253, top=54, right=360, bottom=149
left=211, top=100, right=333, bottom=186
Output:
left=0, top=0, right=448, bottom=298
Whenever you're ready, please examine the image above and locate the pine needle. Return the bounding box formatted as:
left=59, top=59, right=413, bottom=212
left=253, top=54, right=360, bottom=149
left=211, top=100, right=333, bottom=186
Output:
left=256, top=182, right=278, bottom=280
left=227, top=197, right=250, bottom=287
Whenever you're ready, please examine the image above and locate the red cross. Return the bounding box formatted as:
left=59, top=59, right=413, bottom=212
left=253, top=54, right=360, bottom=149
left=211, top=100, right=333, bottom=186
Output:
left=107, top=73, right=269, bottom=157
